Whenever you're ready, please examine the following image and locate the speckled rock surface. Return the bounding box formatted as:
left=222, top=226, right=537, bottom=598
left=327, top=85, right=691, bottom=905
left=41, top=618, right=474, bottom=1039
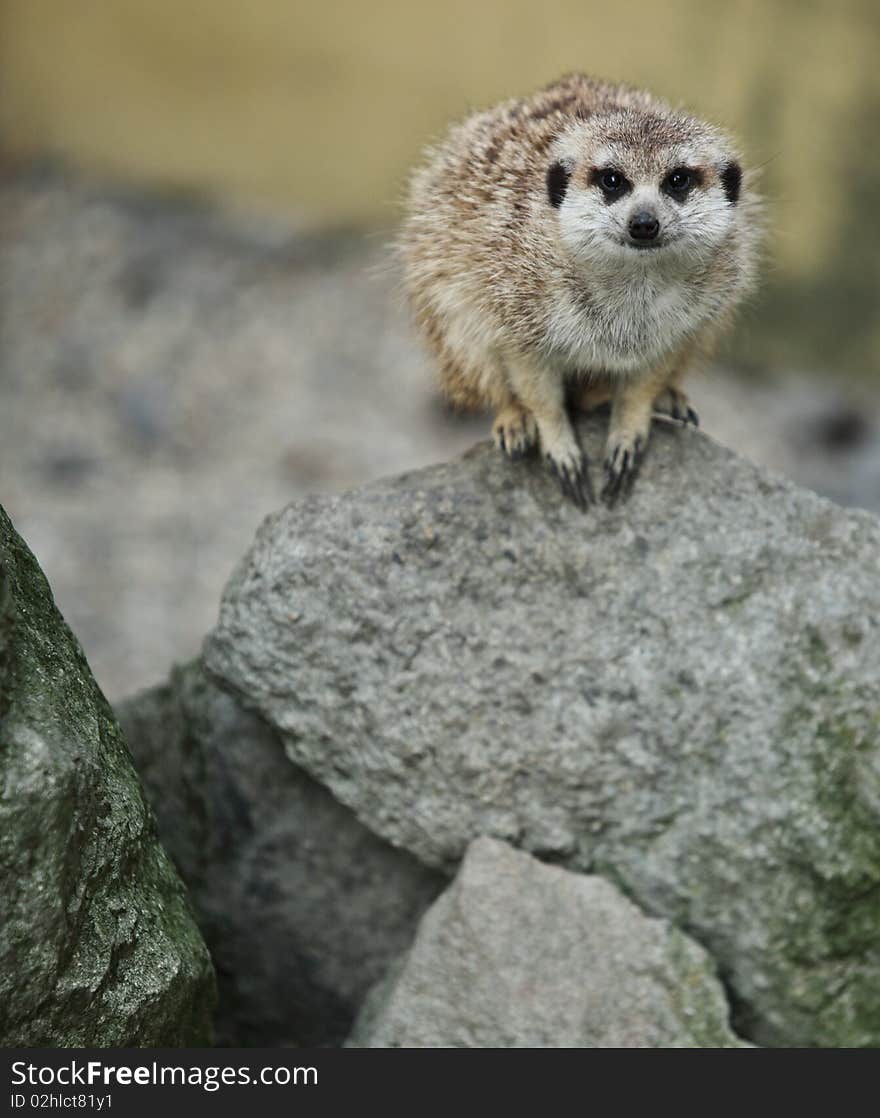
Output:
left=349, top=838, right=748, bottom=1048
left=117, top=660, right=443, bottom=1047
left=0, top=505, right=215, bottom=1046
left=204, top=418, right=880, bottom=1047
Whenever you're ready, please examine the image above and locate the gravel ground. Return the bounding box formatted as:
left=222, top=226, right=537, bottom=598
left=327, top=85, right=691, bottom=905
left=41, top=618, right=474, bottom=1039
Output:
left=2, top=168, right=878, bottom=700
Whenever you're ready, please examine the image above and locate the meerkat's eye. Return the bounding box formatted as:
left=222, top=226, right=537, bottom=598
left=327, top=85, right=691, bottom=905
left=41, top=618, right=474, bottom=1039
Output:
left=663, top=168, right=695, bottom=199
left=600, top=170, right=627, bottom=196
left=590, top=168, right=631, bottom=202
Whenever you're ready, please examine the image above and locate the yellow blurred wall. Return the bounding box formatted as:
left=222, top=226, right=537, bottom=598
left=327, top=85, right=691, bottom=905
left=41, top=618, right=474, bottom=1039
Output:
left=1, top=0, right=879, bottom=369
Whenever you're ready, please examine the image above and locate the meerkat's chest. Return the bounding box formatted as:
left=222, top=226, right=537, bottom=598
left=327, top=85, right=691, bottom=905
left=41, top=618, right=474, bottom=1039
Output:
left=547, top=272, right=705, bottom=374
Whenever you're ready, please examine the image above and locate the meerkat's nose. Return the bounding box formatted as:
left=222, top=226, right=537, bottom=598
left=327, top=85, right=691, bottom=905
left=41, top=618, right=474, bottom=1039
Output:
left=628, top=211, right=660, bottom=241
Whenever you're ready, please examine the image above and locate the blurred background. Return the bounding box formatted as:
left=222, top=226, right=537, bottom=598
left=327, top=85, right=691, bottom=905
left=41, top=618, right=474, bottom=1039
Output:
left=1, top=0, right=878, bottom=699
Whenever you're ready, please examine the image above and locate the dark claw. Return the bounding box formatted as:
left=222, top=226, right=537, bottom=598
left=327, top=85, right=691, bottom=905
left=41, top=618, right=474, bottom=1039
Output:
left=661, top=398, right=699, bottom=428
left=580, top=460, right=596, bottom=505
left=669, top=402, right=699, bottom=427
left=545, top=454, right=592, bottom=510
left=601, top=438, right=645, bottom=506
left=571, top=467, right=589, bottom=510
left=498, top=429, right=507, bottom=454
left=559, top=467, right=582, bottom=509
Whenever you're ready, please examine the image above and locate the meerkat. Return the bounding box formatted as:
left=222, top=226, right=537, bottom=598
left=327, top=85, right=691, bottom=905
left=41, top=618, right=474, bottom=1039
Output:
left=400, top=73, right=760, bottom=506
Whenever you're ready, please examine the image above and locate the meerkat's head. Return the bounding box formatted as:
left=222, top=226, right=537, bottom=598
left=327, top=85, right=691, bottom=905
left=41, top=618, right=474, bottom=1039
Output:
left=546, top=108, right=746, bottom=272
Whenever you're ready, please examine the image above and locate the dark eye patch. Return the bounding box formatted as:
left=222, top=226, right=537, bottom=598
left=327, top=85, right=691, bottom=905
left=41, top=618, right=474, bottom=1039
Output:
left=720, top=162, right=742, bottom=205
left=588, top=167, right=632, bottom=203
left=546, top=160, right=571, bottom=208
left=662, top=166, right=702, bottom=199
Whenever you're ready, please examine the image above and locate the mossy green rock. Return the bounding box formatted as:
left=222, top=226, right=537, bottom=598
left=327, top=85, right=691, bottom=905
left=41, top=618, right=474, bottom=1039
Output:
left=0, top=505, right=215, bottom=1045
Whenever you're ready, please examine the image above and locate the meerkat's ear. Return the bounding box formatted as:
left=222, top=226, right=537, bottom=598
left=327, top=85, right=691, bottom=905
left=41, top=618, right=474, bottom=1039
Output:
left=720, top=161, right=742, bottom=205
left=547, top=159, right=573, bottom=208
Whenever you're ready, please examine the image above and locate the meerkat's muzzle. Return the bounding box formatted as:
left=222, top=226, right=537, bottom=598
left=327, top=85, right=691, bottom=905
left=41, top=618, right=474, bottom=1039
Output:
left=628, top=210, right=660, bottom=243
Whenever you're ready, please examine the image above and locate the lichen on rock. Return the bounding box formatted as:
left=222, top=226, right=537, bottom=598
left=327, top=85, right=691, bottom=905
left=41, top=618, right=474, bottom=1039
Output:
left=0, top=505, right=215, bottom=1046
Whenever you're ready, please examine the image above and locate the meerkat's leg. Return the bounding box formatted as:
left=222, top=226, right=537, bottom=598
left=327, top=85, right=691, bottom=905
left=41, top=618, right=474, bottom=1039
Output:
left=492, top=398, right=539, bottom=460
left=504, top=355, right=593, bottom=508
left=651, top=329, right=719, bottom=428
left=652, top=375, right=699, bottom=427
left=602, top=364, right=677, bottom=504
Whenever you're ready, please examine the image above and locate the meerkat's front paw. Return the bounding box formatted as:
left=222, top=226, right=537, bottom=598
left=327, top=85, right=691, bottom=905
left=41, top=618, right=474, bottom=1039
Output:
left=542, top=430, right=593, bottom=510
left=493, top=405, right=539, bottom=460
left=601, top=431, right=646, bottom=505
left=653, top=386, right=699, bottom=427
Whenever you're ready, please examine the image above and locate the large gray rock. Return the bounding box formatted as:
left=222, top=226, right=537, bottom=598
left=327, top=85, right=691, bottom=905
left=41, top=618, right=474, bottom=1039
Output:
left=117, top=661, right=443, bottom=1047
left=350, top=837, right=748, bottom=1047
left=204, top=418, right=880, bottom=1047
left=0, top=506, right=214, bottom=1046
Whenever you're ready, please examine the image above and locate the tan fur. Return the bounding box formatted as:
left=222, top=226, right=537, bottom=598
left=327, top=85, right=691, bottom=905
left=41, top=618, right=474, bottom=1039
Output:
left=400, top=74, right=761, bottom=505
